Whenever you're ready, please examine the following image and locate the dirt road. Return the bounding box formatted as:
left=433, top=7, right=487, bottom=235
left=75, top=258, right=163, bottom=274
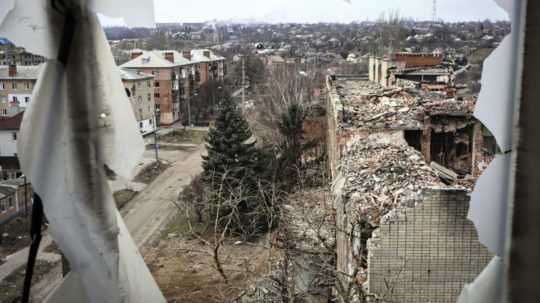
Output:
left=124, top=144, right=204, bottom=247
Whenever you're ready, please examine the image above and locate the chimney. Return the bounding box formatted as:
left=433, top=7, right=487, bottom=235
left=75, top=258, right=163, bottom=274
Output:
left=164, top=52, right=174, bottom=63
left=203, top=50, right=211, bottom=58
left=182, top=50, right=192, bottom=60
left=8, top=63, right=16, bottom=77
left=131, top=51, right=143, bottom=60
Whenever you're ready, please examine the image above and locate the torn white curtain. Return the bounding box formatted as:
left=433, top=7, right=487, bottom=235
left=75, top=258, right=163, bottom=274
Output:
left=0, top=1, right=165, bottom=302
left=467, top=0, right=521, bottom=260
left=460, top=0, right=524, bottom=302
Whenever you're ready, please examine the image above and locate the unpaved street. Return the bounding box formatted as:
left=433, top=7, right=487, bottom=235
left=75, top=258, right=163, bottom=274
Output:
left=125, top=144, right=204, bottom=247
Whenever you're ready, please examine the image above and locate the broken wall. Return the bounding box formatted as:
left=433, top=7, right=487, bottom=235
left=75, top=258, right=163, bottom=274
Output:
left=366, top=188, right=492, bottom=303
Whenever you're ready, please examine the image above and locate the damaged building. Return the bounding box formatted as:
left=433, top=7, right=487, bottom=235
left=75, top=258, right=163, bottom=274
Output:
left=326, top=74, right=493, bottom=302
left=369, top=53, right=454, bottom=91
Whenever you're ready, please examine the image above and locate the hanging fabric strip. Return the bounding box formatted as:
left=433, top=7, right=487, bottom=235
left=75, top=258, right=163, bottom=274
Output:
left=0, top=1, right=165, bottom=302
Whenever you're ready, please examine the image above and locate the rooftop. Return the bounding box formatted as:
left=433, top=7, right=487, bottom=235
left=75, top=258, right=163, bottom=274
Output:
left=190, top=49, right=225, bottom=63
left=120, top=49, right=225, bottom=69
left=155, top=50, right=192, bottom=65
left=0, top=112, right=23, bottom=131
left=331, top=76, right=476, bottom=131
left=119, top=68, right=153, bottom=81
left=120, top=51, right=176, bottom=69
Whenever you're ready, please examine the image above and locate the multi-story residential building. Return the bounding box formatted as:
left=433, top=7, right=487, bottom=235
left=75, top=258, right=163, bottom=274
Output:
left=120, top=49, right=226, bottom=125
left=0, top=111, right=22, bottom=158
left=121, top=51, right=184, bottom=125
left=0, top=46, right=45, bottom=66
left=120, top=68, right=157, bottom=135
left=0, top=112, right=23, bottom=180
left=190, top=49, right=226, bottom=85
left=0, top=64, right=42, bottom=117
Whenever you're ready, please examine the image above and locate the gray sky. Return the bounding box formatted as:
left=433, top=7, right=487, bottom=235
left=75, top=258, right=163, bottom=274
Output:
left=101, top=0, right=509, bottom=25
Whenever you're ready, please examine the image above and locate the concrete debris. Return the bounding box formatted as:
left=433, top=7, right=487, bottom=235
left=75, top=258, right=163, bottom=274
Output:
left=431, top=161, right=459, bottom=184
left=424, top=98, right=476, bottom=116
left=336, top=80, right=424, bottom=130
left=340, top=137, right=444, bottom=226
left=335, top=79, right=477, bottom=131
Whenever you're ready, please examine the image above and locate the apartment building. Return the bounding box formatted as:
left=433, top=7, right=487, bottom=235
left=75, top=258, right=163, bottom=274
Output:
left=121, top=49, right=226, bottom=125
left=190, top=49, right=226, bottom=84
left=0, top=47, right=45, bottom=66
left=0, top=111, right=22, bottom=158
left=121, top=51, right=185, bottom=125
left=120, top=69, right=157, bottom=135
left=0, top=64, right=42, bottom=117
left=0, top=112, right=23, bottom=180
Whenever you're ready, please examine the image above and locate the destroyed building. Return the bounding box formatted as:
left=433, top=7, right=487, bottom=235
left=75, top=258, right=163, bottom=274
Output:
left=326, top=74, right=493, bottom=302
left=369, top=53, right=454, bottom=90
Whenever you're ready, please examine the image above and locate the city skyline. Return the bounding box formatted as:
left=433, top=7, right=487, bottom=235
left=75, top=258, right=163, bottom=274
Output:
left=99, top=0, right=509, bottom=26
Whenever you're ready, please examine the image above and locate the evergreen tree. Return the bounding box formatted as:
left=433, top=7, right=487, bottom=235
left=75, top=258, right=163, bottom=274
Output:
left=276, top=103, right=318, bottom=185
left=202, top=96, right=269, bottom=236
left=202, top=96, right=257, bottom=184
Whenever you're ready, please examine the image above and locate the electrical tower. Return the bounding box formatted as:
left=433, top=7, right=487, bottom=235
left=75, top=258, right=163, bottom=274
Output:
left=432, top=0, right=437, bottom=22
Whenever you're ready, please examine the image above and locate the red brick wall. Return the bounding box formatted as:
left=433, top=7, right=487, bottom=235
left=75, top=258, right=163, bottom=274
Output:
left=394, top=53, right=443, bottom=68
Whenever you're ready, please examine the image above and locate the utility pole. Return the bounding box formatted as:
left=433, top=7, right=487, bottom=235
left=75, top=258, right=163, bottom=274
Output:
left=154, top=107, right=160, bottom=163
left=187, top=94, right=192, bottom=127
left=23, top=174, right=28, bottom=217
left=241, top=57, right=246, bottom=112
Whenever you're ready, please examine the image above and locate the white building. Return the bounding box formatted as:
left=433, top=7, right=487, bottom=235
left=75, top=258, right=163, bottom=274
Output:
left=120, top=69, right=156, bottom=135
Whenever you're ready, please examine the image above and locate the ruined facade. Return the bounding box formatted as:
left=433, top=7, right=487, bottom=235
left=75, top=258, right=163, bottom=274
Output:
left=367, top=189, right=491, bottom=303
left=369, top=53, right=453, bottom=89
left=326, top=74, right=492, bottom=302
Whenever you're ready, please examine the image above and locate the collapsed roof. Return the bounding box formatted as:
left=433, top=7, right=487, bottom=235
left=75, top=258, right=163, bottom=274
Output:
left=333, top=77, right=477, bottom=131
left=338, top=132, right=444, bottom=226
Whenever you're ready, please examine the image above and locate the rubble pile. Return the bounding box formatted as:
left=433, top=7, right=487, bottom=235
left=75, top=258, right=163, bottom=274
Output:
left=280, top=188, right=335, bottom=252
left=424, top=98, right=476, bottom=116
left=336, top=79, right=424, bottom=130
left=340, top=139, right=443, bottom=226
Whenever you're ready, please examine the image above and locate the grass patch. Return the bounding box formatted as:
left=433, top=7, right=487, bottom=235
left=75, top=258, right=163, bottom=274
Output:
left=161, top=209, right=208, bottom=240
left=133, top=161, right=170, bottom=184
left=0, top=260, right=56, bottom=303
left=160, top=129, right=208, bottom=145
left=113, top=189, right=138, bottom=209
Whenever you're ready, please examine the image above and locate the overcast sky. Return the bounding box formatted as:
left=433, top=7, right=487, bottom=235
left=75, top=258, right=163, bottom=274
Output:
left=101, top=0, right=508, bottom=26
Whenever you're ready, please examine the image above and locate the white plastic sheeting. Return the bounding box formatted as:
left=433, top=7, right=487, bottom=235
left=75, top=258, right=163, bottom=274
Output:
left=0, top=1, right=165, bottom=302
left=458, top=257, right=505, bottom=302
left=459, top=0, right=523, bottom=302
left=468, top=154, right=511, bottom=257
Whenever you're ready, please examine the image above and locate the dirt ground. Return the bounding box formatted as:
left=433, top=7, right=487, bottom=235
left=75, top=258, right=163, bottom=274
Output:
left=160, top=129, right=208, bottom=145
left=0, top=260, right=57, bottom=303
left=145, top=232, right=274, bottom=303
left=0, top=216, right=32, bottom=261
left=133, top=161, right=171, bottom=184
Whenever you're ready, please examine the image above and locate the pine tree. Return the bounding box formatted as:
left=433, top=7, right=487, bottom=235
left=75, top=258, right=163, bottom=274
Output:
left=202, top=96, right=268, bottom=236
left=202, top=96, right=257, bottom=184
